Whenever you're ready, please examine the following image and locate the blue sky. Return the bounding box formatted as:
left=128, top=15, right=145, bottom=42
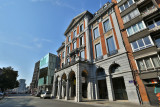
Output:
left=0, top=0, right=110, bottom=86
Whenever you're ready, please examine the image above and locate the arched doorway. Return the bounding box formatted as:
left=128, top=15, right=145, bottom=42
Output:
left=109, top=64, right=128, bottom=100
left=61, top=73, right=67, bottom=99
left=96, top=67, right=108, bottom=99
left=69, top=71, right=76, bottom=99
left=82, top=70, right=88, bottom=99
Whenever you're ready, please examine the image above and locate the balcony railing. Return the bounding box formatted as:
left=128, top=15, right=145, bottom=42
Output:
left=136, top=0, right=145, bottom=5
left=142, top=7, right=158, bottom=18
left=107, top=50, right=118, bottom=57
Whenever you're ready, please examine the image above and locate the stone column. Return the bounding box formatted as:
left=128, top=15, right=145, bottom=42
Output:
left=75, top=65, right=82, bottom=102
left=52, top=75, right=57, bottom=98
left=58, top=77, right=62, bottom=99
left=65, top=75, right=69, bottom=100
left=106, top=76, right=115, bottom=101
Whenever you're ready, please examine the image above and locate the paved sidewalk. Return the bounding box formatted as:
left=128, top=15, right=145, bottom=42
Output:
left=54, top=99, right=154, bottom=107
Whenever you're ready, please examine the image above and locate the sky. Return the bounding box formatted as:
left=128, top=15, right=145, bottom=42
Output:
left=0, top=0, right=111, bottom=86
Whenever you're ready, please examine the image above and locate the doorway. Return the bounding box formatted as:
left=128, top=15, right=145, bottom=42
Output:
left=98, top=79, right=108, bottom=99
left=112, top=77, right=128, bottom=100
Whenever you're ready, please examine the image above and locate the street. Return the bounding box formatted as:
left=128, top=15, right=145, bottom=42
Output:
left=0, top=94, right=152, bottom=107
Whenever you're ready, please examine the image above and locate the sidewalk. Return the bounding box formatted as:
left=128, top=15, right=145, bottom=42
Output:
left=54, top=99, right=154, bottom=107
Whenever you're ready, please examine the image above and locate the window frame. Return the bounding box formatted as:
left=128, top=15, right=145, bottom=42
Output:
left=122, top=8, right=140, bottom=24
left=79, top=35, right=84, bottom=46
left=102, top=18, right=112, bottom=33
left=73, top=41, right=77, bottom=50
left=126, top=21, right=146, bottom=36
left=105, top=35, right=117, bottom=54
left=93, top=26, right=100, bottom=39
left=147, top=16, right=160, bottom=29
left=95, top=42, right=103, bottom=59
left=131, top=36, right=154, bottom=52
left=73, top=30, right=77, bottom=37
left=119, top=0, right=135, bottom=13
left=136, top=55, right=160, bottom=71
left=80, top=24, right=84, bottom=33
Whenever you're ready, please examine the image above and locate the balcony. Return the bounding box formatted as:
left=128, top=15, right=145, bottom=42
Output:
left=107, top=50, right=118, bottom=57
left=136, top=0, right=146, bottom=5
left=141, top=7, right=158, bottom=18
left=149, top=26, right=160, bottom=33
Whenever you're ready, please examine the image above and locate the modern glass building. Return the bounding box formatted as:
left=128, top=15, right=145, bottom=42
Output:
left=38, top=53, right=57, bottom=92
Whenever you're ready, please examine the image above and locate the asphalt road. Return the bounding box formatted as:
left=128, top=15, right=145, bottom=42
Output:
left=0, top=94, right=153, bottom=107
left=0, top=94, right=100, bottom=107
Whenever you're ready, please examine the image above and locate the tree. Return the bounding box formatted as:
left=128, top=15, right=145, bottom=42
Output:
left=0, top=66, right=19, bottom=92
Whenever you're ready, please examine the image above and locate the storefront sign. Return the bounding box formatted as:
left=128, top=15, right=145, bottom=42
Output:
left=151, top=79, right=158, bottom=84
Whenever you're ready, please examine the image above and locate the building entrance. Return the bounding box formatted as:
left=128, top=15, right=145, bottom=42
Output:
left=98, top=79, right=108, bottom=99
left=112, top=77, right=128, bottom=100
left=146, top=84, right=160, bottom=106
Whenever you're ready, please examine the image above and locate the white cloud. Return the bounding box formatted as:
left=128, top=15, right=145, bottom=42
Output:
left=2, top=41, right=33, bottom=49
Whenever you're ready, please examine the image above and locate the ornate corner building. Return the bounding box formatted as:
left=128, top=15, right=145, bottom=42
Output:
left=52, top=2, right=140, bottom=104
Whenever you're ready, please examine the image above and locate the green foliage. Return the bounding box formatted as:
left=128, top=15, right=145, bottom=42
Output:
left=0, top=66, right=19, bottom=92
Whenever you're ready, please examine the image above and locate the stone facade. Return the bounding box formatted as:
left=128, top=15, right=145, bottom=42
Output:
left=53, top=2, right=139, bottom=104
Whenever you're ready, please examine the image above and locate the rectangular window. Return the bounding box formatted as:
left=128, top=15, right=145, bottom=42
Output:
left=127, top=21, right=146, bottom=36
left=73, top=41, right=76, bottom=49
left=152, top=56, right=160, bottom=67
left=80, top=36, right=84, bottom=46
left=93, top=27, right=99, bottom=39
left=95, top=43, right=102, bottom=58
left=68, top=36, right=71, bottom=42
left=62, top=52, right=65, bottom=58
left=80, top=50, right=84, bottom=59
left=106, top=36, right=116, bottom=53
left=74, top=30, right=77, bottom=37
left=80, top=24, right=83, bottom=32
left=137, top=55, right=160, bottom=71
left=144, top=58, right=153, bottom=68
left=67, top=46, right=70, bottom=54
left=137, top=59, right=146, bottom=70
left=119, top=0, right=134, bottom=12
left=131, top=36, right=153, bottom=52
left=147, top=17, right=160, bottom=29
left=103, top=19, right=111, bottom=33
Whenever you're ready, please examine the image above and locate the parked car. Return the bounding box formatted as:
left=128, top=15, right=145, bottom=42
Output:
left=35, top=92, right=41, bottom=97
left=40, top=91, right=52, bottom=99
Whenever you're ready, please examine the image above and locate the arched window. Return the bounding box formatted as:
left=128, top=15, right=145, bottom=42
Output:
left=96, top=67, right=105, bottom=76
left=110, top=64, right=120, bottom=73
